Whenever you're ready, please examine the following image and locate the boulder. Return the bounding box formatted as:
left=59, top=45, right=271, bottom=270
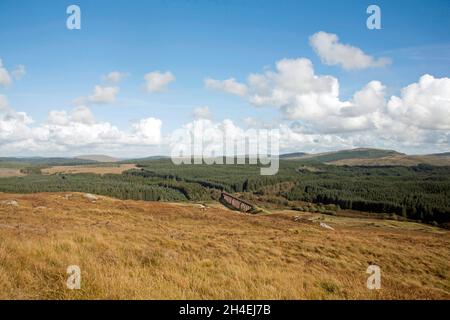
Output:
left=0, top=200, right=19, bottom=207
left=83, top=193, right=98, bottom=201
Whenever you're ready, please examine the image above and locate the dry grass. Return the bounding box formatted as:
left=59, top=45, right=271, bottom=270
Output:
left=329, top=155, right=450, bottom=166
left=42, top=164, right=136, bottom=175
left=0, top=192, right=448, bottom=300
left=0, top=168, right=24, bottom=177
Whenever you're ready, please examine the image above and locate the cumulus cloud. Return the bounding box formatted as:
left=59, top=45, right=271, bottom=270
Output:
left=387, top=74, right=450, bottom=130
left=169, top=118, right=256, bottom=159
left=0, top=95, right=9, bottom=112
left=75, top=74, right=122, bottom=106
left=88, top=85, right=119, bottom=104
left=0, top=101, right=34, bottom=146
left=144, top=71, right=175, bottom=92
left=0, top=59, right=12, bottom=86
left=0, top=60, right=26, bottom=86
left=168, top=117, right=374, bottom=158
left=309, top=31, right=391, bottom=70
left=71, top=105, right=96, bottom=125
left=130, top=117, right=162, bottom=145
left=208, top=57, right=377, bottom=133
left=341, top=81, right=386, bottom=117
left=204, top=78, right=248, bottom=96
left=1, top=100, right=163, bottom=155
left=43, top=109, right=162, bottom=148
left=103, top=71, right=127, bottom=84
left=205, top=56, right=449, bottom=153
left=192, top=106, right=213, bottom=120
left=48, top=105, right=95, bottom=126
left=12, top=65, right=26, bottom=80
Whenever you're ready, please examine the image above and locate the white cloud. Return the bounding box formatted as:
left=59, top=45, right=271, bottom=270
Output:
left=210, top=58, right=359, bottom=132
left=129, top=117, right=162, bottom=145
left=71, top=105, right=95, bottom=125
left=309, top=31, right=391, bottom=70
left=47, top=110, right=69, bottom=126
left=42, top=109, right=162, bottom=148
left=205, top=56, right=449, bottom=153
left=103, top=71, right=127, bottom=84
left=0, top=60, right=26, bottom=85
left=1, top=52, right=448, bottom=156
left=192, top=106, right=212, bottom=120
left=387, top=74, right=450, bottom=130
left=47, top=106, right=95, bottom=126
left=0, top=95, right=9, bottom=112
left=1, top=101, right=163, bottom=155
left=168, top=118, right=375, bottom=157
left=341, top=81, right=386, bottom=117
left=204, top=78, right=248, bottom=96
left=0, top=103, right=34, bottom=145
left=88, top=85, right=119, bottom=104
left=243, top=117, right=280, bottom=130
left=0, top=59, right=12, bottom=86
left=144, top=71, right=175, bottom=92
left=12, top=65, right=26, bottom=80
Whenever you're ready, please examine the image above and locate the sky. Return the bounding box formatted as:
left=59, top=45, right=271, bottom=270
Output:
left=0, top=0, right=449, bottom=157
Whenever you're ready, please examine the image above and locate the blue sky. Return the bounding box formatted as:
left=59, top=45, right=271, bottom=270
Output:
left=0, top=0, right=449, bottom=156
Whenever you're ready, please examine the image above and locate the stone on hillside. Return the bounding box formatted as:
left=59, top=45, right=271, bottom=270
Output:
left=83, top=193, right=98, bottom=201
left=0, top=200, right=19, bottom=207
left=319, top=222, right=335, bottom=230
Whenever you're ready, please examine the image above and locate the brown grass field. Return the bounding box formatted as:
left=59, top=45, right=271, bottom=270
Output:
left=328, top=155, right=450, bottom=166
left=0, top=168, right=24, bottom=177
left=41, top=164, right=136, bottom=175
left=0, top=192, right=448, bottom=300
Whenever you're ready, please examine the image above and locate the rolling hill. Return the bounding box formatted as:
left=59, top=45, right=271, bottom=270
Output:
left=280, top=152, right=309, bottom=159
left=281, top=148, right=450, bottom=166
left=329, top=154, right=450, bottom=166
left=75, top=155, right=119, bottom=162
left=298, top=148, right=403, bottom=163
left=0, top=192, right=448, bottom=299
left=0, top=157, right=96, bottom=166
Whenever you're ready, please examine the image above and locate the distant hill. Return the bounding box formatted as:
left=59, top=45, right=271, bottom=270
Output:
left=277, top=148, right=450, bottom=166
left=75, top=155, right=118, bottom=163
left=429, top=152, right=450, bottom=157
left=280, top=152, right=308, bottom=159
left=294, top=148, right=403, bottom=163
left=328, top=154, right=450, bottom=167
left=0, top=157, right=96, bottom=166
left=130, top=156, right=169, bottom=161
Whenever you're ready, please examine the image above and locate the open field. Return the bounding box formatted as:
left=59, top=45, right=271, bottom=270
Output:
left=41, top=164, right=137, bottom=175
left=329, top=155, right=450, bottom=167
left=0, top=192, right=448, bottom=299
left=0, top=168, right=24, bottom=177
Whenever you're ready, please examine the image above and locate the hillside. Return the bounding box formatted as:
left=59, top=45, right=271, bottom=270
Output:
left=329, top=154, right=450, bottom=166
left=280, top=152, right=308, bottom=159
left=1, top=159, right=449, bottom=225
left=0, top=157, right=96, bottom=166
left=0, top=192, right=448, bottom=299
left=297, top=148, right=403, bottom=163
left=279, top=148, right=450, bottom=166
left=431, top=152, right=450, bottom=157
left=75, top=155, right=119, bottom=162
